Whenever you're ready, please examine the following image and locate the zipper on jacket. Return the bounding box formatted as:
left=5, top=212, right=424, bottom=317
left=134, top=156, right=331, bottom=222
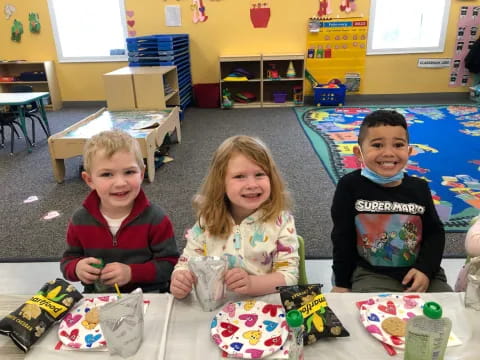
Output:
left=112, top=233, right=118, bottom=247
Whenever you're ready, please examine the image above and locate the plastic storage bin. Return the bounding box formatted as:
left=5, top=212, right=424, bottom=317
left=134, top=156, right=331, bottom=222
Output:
left=193, top=83, right=220, bottom=108
left=314, top=84, right=346, bottom=106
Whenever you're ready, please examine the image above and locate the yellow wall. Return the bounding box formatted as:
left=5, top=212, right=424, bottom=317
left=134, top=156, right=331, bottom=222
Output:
left=1, top=0, right=478, bottom=101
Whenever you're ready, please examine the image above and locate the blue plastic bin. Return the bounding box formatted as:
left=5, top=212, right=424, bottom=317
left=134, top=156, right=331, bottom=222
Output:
left=314, top=84, right=346, bottom=106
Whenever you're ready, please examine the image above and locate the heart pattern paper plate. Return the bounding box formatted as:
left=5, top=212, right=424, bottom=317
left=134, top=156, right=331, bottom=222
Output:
left=359, top=294, right=424, bottom=349
left=211, top=300, right=288, bottom=359
left=58, top=295, right=118, bottom=350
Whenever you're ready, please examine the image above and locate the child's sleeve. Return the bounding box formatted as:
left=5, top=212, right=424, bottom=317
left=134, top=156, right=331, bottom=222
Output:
left=173, top=221, right=206, bottom=272
left=331, top=177, right=358, bottom=289
left=59, top=219, right=83, bottom=282
left=272, top=212, right=299, bottom=286
left=466, top=217, right=480, bottom=256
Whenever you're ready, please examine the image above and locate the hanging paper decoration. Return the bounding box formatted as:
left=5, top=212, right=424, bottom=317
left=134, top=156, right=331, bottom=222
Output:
left=11, top=19, right=23, bottom=42
left=339, top=0, right=356, bottom=13
left=318, top=0, right=331, bottom=17
left=29, top=13, right=40, bottom=33
left=250, top=1, right=270, bottom=28
left=126, top=10, right=136, bottom=37
left=191, top=0, right=208, bottom=23
left=4, top=4, right=15, bottom=19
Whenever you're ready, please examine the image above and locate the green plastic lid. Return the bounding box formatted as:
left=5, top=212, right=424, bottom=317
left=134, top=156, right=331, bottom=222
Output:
left=90, top=258, right=104, bottom=269
left=286, top=309, right=303, bottom=328
left=423, top=301, right=442, bottom=319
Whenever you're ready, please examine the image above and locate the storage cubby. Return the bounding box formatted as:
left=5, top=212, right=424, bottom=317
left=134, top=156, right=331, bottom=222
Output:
left=0, top=61, right=62, bottom=110
left=219, top=54, right=304, bottom=108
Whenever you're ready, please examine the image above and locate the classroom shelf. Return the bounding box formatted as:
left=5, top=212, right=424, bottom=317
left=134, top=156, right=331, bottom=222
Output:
left=0, top=61, right=62, bottom=110
left=219, top=54, right=304, bottom=108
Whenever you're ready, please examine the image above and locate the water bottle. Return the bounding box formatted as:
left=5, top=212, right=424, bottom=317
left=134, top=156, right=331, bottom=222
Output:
left=404, top=302, right=452, bottom=360
left=286, top=309, right=304, bottom=360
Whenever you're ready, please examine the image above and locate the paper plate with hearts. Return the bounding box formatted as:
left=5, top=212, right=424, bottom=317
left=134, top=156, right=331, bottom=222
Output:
left=210, top=300, right=288, bottom=359
left=58, top=295, right=118, bottom=350
left=359, top=294, right=424, bottom=349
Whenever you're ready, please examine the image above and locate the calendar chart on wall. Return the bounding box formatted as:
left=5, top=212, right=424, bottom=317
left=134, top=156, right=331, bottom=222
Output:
left=306, top=18, right=368, bottom=94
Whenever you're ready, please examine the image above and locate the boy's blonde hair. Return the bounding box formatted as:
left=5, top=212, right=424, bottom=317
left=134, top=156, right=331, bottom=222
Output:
left=83, top=129, right=145, bottom=173
left=194, top=135, right=292, bottom=238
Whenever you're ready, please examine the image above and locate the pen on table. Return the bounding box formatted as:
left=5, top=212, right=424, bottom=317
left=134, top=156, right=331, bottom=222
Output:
left=114, top=283, right=122, bottom=298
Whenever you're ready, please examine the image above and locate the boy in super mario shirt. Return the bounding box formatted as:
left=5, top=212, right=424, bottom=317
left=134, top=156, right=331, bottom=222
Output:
left=330, top=110, right=452, bottom=293
left=60, top=130, right=179, bottom=293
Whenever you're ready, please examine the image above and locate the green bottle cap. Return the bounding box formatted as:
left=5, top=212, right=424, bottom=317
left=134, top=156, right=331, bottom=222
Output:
left=423, top=301, right=442, bottom=319
left=286, top=309, right=303, bottom=328
left=90, top=258, right=104, bottom=269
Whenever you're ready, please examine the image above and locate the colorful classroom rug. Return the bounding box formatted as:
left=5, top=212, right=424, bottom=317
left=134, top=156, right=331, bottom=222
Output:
left=294, top=105, right=480, bottom=232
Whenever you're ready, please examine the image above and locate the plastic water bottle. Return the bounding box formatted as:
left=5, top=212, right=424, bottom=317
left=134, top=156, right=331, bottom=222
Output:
left=286, top=309, right=304, bottom=360
left=404, top=302, right=452, bottom=360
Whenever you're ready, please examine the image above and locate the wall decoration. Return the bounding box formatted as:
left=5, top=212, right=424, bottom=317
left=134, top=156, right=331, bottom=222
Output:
left=11, top=19, right=23, bottom=42
left=192, top=0, right=208, bottom=23
left=339, top=0, right=356, bottom=13
left=250, top=1, right=270, bottom=28
left=318, top=0, right=331, bottom=17
left=4, top=4, right=15, bottom=19
left=29, top=13, right=40, bottom=33
left=126, top=9, right=136, bottom=37
left=449, top=6, right=480, bottom=87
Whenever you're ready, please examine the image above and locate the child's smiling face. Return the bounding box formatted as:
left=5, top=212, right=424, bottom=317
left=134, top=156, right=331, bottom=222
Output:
left=224, top=152, right=271, bottom=223
left=355, top=125, right=412, bottom=185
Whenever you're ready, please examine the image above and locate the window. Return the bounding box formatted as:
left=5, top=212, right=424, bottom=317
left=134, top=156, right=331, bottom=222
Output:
left=47, top=0, right=128, bottom=62
left=367, top=0, right=451, bottom=55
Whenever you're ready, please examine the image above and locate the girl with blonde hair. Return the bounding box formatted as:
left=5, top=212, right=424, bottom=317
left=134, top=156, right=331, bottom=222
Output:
left=170, top=135, right=299, bottom=298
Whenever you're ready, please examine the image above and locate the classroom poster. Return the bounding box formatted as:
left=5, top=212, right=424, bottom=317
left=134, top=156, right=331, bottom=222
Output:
left=449, top=5, right=480, bottom=87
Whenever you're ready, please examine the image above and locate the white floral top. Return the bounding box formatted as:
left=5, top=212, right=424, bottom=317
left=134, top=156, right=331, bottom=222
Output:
left=174, top=210, right=299, bottom=285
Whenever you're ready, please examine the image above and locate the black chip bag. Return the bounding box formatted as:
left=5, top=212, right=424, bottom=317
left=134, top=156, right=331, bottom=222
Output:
left=277, top=284, right=349, bottom=345
left=0, top=278, right=83, bottom=352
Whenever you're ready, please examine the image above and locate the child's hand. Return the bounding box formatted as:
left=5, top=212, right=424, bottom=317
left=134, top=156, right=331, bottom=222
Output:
left=75, top=257, right=102, bottom=284
left=331, top=286, right=351, bottom=293
left=100, top=262, right=132, bottom=287
left=170, top=270, right=196, bottom=299
left=225, top=268, right=252, bottom=295
left=402, top=268, right=430, bottom=292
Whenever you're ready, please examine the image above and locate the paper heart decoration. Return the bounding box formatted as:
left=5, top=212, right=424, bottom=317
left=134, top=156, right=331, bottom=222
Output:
left=245, top=349, right=264, bottom=358
left=262, top=320, right=278, bottom=331
left=366, top=324, right=382, bottom=336
left=85, top=334, right=102, bottom=348
left=262, top=304, right=281, bottom=317
left=403, top=298, right=417, bottom=309
left=367, top=313, right=379, bottom=322
left=378, top=301, right=396, bottom=315
left=60, top=328, right=79, bottom=341
left=220, top=322, right=239, bottom=337
left=43, top=210, right=60, bottom=220
left=126, top=10, right=134, bottom=18
left=212, top=334, right=222, bottom=345
left=23, top=195, right=38, bottom=203
left=230, top=342, right=243, bottom=351
left=239, top=314, right=258, bottom=327
left=63, top=313, right=82, bottom=327
left=264, top=335, right=282, bottom=346
left=390, top=336, right=404, bottom=345
left=127, top=20, right=135, bottom=28
left=243, top=300, right=255, bottom=311
left=223, top=303, right=236, bottom=317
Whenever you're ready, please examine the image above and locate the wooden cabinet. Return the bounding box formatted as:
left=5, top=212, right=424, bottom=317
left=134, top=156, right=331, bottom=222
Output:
left=219, top=54, right=304, bottom=108
left=104, top=66, right=180, bottom=110
left=0, top=61, right=62, bottom=110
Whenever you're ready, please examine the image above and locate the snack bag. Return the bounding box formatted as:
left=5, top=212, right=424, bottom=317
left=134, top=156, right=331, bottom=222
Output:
left=277, top=284, right=349, bottom=345
left=99, top=288, right=144, bottom=358
left=0, top=278, right=83, bottom=352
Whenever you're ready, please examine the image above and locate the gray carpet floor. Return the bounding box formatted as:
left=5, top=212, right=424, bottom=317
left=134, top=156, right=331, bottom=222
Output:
left=0, top=97, right=469, bottom=261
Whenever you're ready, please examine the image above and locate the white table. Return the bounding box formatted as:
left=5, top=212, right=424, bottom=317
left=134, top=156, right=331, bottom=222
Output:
left=1, top=292, right=479, bottom=359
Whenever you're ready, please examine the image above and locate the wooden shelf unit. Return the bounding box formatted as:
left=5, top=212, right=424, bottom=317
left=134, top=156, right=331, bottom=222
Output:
left=103, top=66, right=180, bottom=111
left=219, top=54, right=305, bottom=108
left=0, top=61, right=62, bottom=110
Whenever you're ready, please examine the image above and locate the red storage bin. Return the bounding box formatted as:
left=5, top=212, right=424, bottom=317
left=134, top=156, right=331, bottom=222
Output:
left=193, top=83, right=220, bottom=108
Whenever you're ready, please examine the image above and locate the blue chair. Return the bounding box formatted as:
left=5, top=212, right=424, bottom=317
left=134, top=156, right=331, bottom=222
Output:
left=298, top=235, right=308, bottom=285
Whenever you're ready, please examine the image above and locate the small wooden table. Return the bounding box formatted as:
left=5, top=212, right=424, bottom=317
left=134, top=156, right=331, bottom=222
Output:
left=47, top=107, right=180, bottom=183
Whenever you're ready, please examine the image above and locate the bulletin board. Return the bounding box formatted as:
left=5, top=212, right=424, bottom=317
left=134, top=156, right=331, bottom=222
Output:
left=449, top=5, right=480, bottom=87
left=306, top=17, right=368, bottom=94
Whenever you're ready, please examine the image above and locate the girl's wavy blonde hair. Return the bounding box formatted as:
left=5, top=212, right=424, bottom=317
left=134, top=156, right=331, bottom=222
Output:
left=83, top=129, right=145, bottom=174
left=194, top=135, right=292, bottom=238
